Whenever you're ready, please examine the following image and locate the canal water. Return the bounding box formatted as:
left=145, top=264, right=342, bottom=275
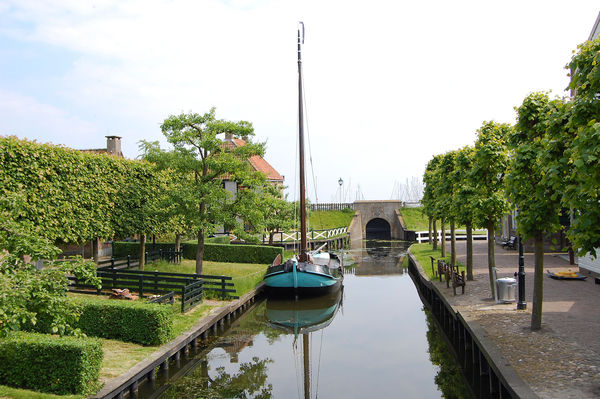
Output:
left=139, top=240, right=471, bottom=399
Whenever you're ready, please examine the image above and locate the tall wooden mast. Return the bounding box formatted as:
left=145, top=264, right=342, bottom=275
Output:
left=298, top=21, right=308, bottom=262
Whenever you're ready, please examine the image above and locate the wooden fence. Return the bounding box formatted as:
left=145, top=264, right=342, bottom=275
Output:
left=268, top=226, right=348, bottom=243
left=68, top=267, right=236, bottom=312
left=98, top=248, right=183, bottom=269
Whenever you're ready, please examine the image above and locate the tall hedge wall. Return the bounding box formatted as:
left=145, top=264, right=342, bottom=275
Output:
left=112, top=242, right=180, bottom=258
left=74, top=298, right=174, bottom=346
left=0, top=332, right=103, bottom=395
left=113, top=241, right=282, bottom=264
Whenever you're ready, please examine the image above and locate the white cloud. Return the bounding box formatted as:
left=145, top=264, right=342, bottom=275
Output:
left=1, top=0, right=599, bottom=200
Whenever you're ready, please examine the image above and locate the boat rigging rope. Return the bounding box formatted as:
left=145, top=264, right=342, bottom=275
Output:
left=315, top=329, right=325, bottom=398
left=301, top=63, right=324, bottom=230
left=293, top=338, right=303, bottom=399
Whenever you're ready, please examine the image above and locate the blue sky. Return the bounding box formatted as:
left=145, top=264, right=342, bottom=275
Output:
left=1, top=0, right=599, bottom=202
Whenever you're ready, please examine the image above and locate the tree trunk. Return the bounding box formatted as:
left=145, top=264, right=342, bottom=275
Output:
left=466, top=221, right=473, bottom=281
left=269, top=232, right=274, bottom=245
left=139, top=234, right=146, bottom=270
left=196, top=230, right=204, bottom=275
left=487, top=220, right=496, bottom=298
left=450, top=221, right=456, bottom=267
left=428, top=218, right=433, bottom=245
left=175, top=234, right=181, bottom=252
left=92, top=237, right=100, bottom=263
left=531, top=231, right=544, bottom=331
left=440, top=219, right=446, bottom=258
left=432, top=220, right=438, bottom=250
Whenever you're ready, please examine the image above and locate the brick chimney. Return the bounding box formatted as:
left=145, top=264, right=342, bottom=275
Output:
left=106, top=136, right=123, bottom=157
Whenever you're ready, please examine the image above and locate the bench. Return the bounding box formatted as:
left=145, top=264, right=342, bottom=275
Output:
left=502, top=236, right=517, bottom=250
left=437, top=259, right=466, bottom=295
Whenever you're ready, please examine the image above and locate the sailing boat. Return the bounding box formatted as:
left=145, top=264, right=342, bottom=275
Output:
left=264, top=22, right=344, bottom=295
left=266, top=289, right=343, bottom=399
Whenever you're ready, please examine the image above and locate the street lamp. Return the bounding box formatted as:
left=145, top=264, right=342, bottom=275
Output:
left=514, top=209, right=526, bottom=310
left=338, top=177, right=343, bottom=206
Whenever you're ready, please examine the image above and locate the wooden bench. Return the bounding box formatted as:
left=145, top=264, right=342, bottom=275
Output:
left=502, top=236, right=517, bottom=250
left=437, top=259, right=465, bottom=295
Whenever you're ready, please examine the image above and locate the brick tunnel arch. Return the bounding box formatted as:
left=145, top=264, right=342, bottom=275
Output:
left=365, top=218, right=391, bottom=240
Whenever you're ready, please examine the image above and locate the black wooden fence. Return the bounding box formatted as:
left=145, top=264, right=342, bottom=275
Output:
left=98, top=248, right=183, bottom=269
left=68, top=267, right=236, bottom=312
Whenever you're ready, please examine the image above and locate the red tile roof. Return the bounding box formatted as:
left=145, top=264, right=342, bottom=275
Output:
left=231, top=139, right=284, bottom=182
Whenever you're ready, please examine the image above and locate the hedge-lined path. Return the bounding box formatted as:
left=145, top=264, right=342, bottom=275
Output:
left=428, top=240, right=600, bottom=398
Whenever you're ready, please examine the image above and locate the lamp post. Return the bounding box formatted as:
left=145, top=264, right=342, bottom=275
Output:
left=338, top=177, right=343, bottom=207
left=516, top=234, right=527, bottom=309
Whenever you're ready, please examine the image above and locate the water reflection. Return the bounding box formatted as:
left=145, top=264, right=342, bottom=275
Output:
left=145, top=240, right=470, bottom=399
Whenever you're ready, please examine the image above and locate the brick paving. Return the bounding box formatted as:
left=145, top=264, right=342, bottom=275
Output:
left=430, top=240, right=600, bottom=398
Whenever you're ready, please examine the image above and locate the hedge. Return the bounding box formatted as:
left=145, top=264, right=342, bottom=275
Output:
left=182, top=242, right=283, bottom=264
left=112, top=241, right=180, bottom=258
left=112, top=240, right=282, bottom=264
left=74, top=298, right=174, bottom=346
left=0, top=332, right=103, bottom=395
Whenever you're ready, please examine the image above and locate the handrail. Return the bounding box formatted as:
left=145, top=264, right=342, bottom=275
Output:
left=414, top=230, right=488, bottom=243
left=273, top=226, right=348, bottom=243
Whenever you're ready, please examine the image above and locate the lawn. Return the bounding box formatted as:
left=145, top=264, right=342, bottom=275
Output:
left=148, top=259, right=267, bottom=297
left=308, top=208, right=355, bottom=230
left=398, top=206, right=429, bottom=231
left=408, top=242, right=465, bottom=280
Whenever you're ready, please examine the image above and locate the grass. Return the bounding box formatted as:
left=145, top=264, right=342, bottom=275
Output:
left=148, top=259, right=267, bottom=297
left=408, top=242, right=465, bottom=280
left=308, top=209, right=355, bottom=230
left=0, top=386, right=83, bottom=399
left=399, top=206, right=429, bottom=231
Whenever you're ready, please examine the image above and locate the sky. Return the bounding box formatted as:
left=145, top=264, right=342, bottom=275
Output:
left=1, top=1, right=599, bottom=203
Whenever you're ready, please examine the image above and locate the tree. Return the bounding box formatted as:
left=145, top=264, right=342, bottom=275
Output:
left=471, top=121, right=511, bottom=298
left=422, top=155, right=443, bottom=251
left=453, top=146, right=477, bottom=280
left=0, top=193, right=99, bottom=337
left=437, top=151, right=459, bottom=267
left=507, top=92, right=564, bottom=330
left=250, top=184, right=294, bottom=245
left=562, top=37, right=600, bottom=256
left=159, top=108, right=265, bottom=274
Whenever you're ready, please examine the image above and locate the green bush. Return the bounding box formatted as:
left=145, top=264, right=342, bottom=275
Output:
left=112, top=242, right=179, bottom=258
left=204, top=235, right=231, bottom=244
left=74, top=298, right=174, bottom=346
left=113, top=241, right=282, bottom=264
left=0, top=332, right=102, bottom=395
left=182, top=243, right=283, bottom=264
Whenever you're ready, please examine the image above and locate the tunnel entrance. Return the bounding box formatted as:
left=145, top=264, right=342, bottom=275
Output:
left=365, top=218, right=391, bottom=240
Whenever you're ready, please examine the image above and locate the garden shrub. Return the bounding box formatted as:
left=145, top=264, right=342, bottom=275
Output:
left=113, top=241, right=282, bottom=264
left=182, top=243, right=283, bottom=264
left=74, top=298, right=174, bottom=346
left=112, top=241, right=179, bottom=258
left=0, top=331, right=102, bottom=395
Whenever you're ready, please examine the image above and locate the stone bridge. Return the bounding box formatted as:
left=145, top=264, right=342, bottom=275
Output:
left=348, top=200, right=411, bottom=241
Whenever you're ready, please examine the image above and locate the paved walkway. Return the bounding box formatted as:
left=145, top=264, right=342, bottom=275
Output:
left=431, top=240, right=600, bottom=399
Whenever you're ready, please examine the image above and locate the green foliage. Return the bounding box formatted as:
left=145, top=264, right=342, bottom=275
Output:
left=0, top=193, right=100, bottom=337
left=74, top=298, right=174, bottom=346
left=113, top=241, right=281, bottom=264
left=561, top=36, right=600, bottom=256
left=162, top=356, right=273, bottom=399
left=183, top=243, right=283, bottom=264
left=408, top=243, right=465, bottom=280
left=112, top=241, right=181, bottom=258
left=205, top=235, right=231, bottom=244
left=470, top=121, right=511, bottom=228
left=0, top=332, right=102, bottom=395
left=506, top=92, right=562, bottom=240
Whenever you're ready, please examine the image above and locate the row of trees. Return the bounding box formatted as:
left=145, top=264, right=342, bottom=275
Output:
left=422, top=36, right=600, bottom=330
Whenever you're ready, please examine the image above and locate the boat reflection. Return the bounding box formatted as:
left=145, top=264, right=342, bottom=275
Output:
left=266, top=289, right=343, bottom=399
left=266, top=288, right=343, bottom=337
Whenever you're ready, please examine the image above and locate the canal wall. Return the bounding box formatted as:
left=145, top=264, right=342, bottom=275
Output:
left=91, top=284, right=265, bottom=399
left=407, top=253, right=538, bottom=399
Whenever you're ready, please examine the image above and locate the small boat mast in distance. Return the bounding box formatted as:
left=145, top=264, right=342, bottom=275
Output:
left=263, top=22, right=344, bottom=296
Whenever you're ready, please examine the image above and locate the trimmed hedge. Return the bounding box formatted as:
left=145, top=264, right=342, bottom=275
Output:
left=112, top=240, right=282, bottom=264
left=74, top=298, right=174, bottom=346
left=182, top=242, right=283, bottom=264
left=0, top=332, right=103, bottom=395
left=112, top=241, right=179, bottom=258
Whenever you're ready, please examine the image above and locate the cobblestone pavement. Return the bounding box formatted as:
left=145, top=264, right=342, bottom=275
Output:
left=429, top=240, right=600, bottom=398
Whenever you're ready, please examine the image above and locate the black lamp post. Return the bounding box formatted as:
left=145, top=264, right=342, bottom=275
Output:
left=516, top=234, right=527, bottom=310
left=338, top=177, right=343, bottom=206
